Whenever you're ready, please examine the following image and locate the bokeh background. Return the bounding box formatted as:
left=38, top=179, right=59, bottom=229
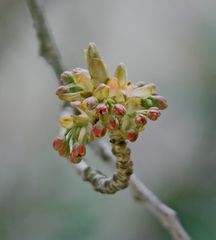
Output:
left=0, top=0, right=216, bottom=239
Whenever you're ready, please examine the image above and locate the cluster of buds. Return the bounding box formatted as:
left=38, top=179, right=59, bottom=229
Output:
left=53, top=43, right=168, bottom=163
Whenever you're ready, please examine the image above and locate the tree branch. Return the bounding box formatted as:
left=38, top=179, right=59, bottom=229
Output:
left=26, top=0, right=191, bottom=239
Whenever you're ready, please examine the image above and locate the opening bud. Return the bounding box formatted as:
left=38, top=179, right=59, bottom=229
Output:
left=113, top=104, right=126, bottom=116
left=93, top=83, right=110, bottom=100
left=95, top=103, right=109, bottom=116
left=60, top=71, right=74, bottom=84
left=92, top=122, right=106, bottom=137
left=150, top=95, right=168, bottom=110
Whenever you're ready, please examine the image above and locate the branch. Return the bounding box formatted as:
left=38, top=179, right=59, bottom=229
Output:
left=26, top=0, right=64, bottom=79
left=26, top=0, right=191, bottom=239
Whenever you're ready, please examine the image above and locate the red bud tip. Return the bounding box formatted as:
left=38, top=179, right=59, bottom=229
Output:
left=92, top=124, right=106, bottom=137
left=108, top=118, right=119, bottom=131
left=127, top=130, right=138, bottom=142
left=148, top=108, right=161, bottom=121
left=71, top=143, right=86, bottom=159
left=52, top=137, right=64, bottom=150
left=58, top=147, right=68, bottom=157
left=78, top=144, right=86, bottom=156
left=135, top=114, right=147, bottom=126
left=113, top=104, right=126, bottom=116
left=95, top=103, right=109, bottom=116
left=56, top=86, right=65, bottom=96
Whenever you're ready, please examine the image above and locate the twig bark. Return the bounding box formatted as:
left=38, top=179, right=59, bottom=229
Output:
left=26, top=0, right=191, bottom=239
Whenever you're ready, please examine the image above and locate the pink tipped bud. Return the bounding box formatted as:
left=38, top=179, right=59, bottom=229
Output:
left=60, top=71, right=74, bottom=84
left=95, top=103, right=109, bottom=116
left=58, top=147, right=69, bottom=157
left=135, top=114, right=147, bottom=126
left=113, top=104, right=126, bottom=116
left=148, top=108, right=161, bottom=121
left=52, top=137, right=64, bottom=151
left=127, top=130, right=138, bottom=142
left=70, top=143, right=86, bottom=163
left=56, top=86, right=66, bottom=96
left=151, top=95, right=168, bottom=110
left=108, top=117, right=119, bottom=131
left=92, top=123, right=106, bottom=137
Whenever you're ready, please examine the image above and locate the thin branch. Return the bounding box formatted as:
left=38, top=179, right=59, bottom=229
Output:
left=26, top=0, right=64, bottom=79
left=26, top=0, right=191, bottom=239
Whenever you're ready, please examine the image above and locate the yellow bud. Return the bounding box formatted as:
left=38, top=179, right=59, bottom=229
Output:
left=114, top=63, right=127, bottom=86
left=72, top=115, right=89, bottom=126
left=82, top=96, right=98, bottom=109
left=58, top=92, right=82, bottom=102
left=130, top=83, right=157, bottom=97
left=87, top=42, right=101, bottom=60
left=86, top=43, right=109, bottom=86
left=72, top=68, right=93, bottom=92
left=88, top=59, right=109, bottom=86
left=93, top=83, right=110, bottom=100
left=60, top=116, right=74, bottom=129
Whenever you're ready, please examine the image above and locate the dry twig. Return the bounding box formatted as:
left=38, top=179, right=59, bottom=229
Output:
left=26, top=0, right=191, bottom=239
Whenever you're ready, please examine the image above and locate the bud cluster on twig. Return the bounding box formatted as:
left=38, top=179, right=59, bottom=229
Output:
left=53, top=43, right=168, bottom=164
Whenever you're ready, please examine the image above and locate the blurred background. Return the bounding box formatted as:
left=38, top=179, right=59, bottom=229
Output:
left=0, top=0, right=216, bottom=239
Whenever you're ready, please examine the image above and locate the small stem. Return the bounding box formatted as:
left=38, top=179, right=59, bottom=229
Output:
left=78, top=131, right=133, bottom=194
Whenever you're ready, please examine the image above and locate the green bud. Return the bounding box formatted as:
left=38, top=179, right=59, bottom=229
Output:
left=149, top=95, right=168, bottom=110
left=60, top=71, right=74, bottom=84
left=141, top=97, right=154, bottom=109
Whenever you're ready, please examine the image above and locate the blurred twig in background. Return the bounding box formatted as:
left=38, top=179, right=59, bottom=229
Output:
left=26, top=0, right=191, bottom=239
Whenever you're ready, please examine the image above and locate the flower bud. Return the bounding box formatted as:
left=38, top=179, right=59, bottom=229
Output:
left=52, top=137, right=64, bottom=151
left=108, top=117, right=119, bottom=131
left=58, top=146, right=69, bottom=157
left=92, top=122, right=106, bottom=137
left=60, top=71, right=74, bottom=84
left=59, top=116, right=74, bottom=129
left=56, top=85, right=83, bottom=96
left=95, top=103, right=109, bottom=116
left=72, top=68, right=93, bottom=92
left=86, top=43, right=109, bottom=86
left=82, top=96, right=98, bottom=110
left=147, top=108, right=161, bottom=121
left=135, top=114, right=147, bottom=126
left=141, top=97, right=154, bottom=109
left=114, top=63, right=127, bottom=86
left=150, top=95, right=168, bottom=110
left=113, top=104, right=126, bottom=116
left=57, top=92, right=82, bottom=102
left=93, top=83, right=109, bottom=100
left=72, top=115, right=89, bottom=126
left=72, top=143, right=86, bottom=157
left=70, top=143, right=86, bottom=163
left=131, top=83, right=157, bottom=97
left=127, top=130, right=138, bottom=142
